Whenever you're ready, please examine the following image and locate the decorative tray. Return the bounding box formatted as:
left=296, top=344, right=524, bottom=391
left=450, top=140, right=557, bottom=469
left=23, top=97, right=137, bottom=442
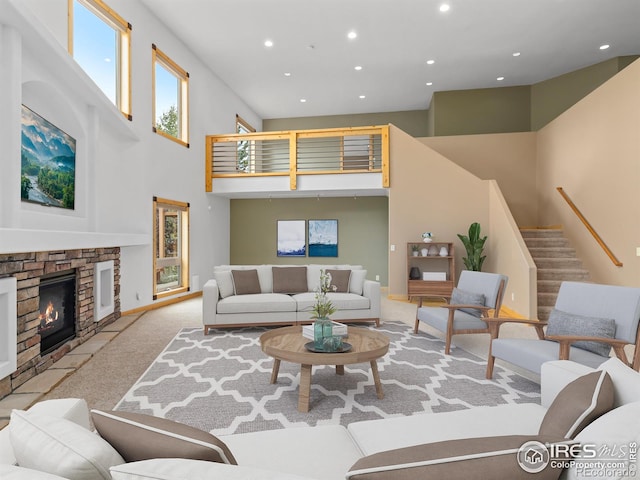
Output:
left=304, top=342, right=353, bottom=353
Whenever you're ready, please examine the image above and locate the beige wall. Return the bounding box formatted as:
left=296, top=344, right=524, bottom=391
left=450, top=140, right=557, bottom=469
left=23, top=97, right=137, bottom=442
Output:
left=387, top=126, right=489, bottom=297
left=536, top=58, right=640, bottom=287
left=419, top=132, right=538, bottom=226
left=229, top=196, right=390, bottom=284
left=263, top=110, right=430, bottom=137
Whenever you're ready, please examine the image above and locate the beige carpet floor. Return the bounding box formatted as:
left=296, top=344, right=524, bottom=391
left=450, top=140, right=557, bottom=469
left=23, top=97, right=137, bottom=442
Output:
left=41, top=294, right=540, bottom=411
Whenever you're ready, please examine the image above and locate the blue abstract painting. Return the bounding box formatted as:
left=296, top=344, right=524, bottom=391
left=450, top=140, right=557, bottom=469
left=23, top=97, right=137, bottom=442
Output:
left=308, top=219, right=338, bottom=257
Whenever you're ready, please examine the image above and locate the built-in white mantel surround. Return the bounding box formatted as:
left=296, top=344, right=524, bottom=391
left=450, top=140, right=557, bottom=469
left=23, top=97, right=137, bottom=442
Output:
left=0, top=229, right=148, bottom=255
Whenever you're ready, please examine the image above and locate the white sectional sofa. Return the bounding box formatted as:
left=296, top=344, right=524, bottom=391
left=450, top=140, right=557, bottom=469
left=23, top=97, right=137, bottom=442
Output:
left=202, top=264, right=380, bottom=334
left=2, top=358, right=640, bottom=479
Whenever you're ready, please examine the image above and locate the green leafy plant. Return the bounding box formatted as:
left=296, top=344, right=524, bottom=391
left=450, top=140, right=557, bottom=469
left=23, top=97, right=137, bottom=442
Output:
left=310, top=269, right=337, bottom=319
left=457, top=222, right=487, bottom=271
left=411, top=244, right=419, bottom=252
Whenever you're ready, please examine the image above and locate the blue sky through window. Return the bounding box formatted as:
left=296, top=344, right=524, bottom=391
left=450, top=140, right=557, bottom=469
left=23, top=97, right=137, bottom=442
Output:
left=73, top=1, right=117, bottom=104
left=155, top=62, right=179, bottom=125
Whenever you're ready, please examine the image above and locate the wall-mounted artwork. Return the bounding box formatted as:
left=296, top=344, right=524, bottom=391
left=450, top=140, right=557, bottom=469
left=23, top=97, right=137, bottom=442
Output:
left=20, top=105, right=76, bottom=210
left=308, top=219, right=338, bottom=257
left=277, top=220, right=306, bottom=257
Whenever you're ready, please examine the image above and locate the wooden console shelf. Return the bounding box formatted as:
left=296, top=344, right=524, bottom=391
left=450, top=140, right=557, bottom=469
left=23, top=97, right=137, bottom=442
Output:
left=407, top=242, right=455, bottom=301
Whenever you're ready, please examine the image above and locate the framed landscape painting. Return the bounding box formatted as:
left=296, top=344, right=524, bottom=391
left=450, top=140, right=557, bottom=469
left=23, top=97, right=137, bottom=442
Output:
left=20, top=105, right=76, bottom=210
left=308, top=219, right=338, bottom=257
left=277, top=220, right=306, bottom=257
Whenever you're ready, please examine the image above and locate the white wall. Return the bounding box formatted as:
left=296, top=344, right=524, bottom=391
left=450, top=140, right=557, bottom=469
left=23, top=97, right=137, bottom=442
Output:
left=0, top=0, right=261, bottom=311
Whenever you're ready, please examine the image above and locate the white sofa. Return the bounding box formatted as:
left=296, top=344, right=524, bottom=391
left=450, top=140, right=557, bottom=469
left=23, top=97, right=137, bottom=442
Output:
left=202, top=264, right=381, bottom=334
left=2, top=358, right=640, bottom=479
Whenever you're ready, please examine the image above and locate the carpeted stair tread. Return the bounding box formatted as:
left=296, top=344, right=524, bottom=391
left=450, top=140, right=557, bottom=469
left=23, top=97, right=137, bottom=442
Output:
left=533, top=257, right=585, bottom=269
left=537, top=268, right=590, bottom=281
left=520, top=229, right=565, bottom=238
left=528, top=247, right=577, bottom=259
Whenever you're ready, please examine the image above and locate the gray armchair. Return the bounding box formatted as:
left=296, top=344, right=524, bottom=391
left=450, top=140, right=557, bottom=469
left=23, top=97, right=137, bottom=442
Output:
left=486, top=281, right=640, bottom=379
left=414, top=271, right=508, bottom=354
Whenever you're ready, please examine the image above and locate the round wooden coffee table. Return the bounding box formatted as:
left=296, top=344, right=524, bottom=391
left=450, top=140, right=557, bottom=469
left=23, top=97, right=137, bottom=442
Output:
left=260, top=325, right=389, bottom=412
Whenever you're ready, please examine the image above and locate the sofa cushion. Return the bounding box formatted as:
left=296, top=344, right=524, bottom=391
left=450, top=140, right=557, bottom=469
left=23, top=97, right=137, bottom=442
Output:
left=109, top=458, right=316, bottom=480
left=91, top=410, right=236, bottom=465
left=0, top=465, right=71, bottom=479
left=546, top=308, right=616, bottom=357
left=294, top=292, right=370, bottom=312
left=214, top=270, right=234, bottom=299
left=597, top=357, right=640, bottom=407
left=217, top=293, right=297, bottom=314
left=566, top=401, right=640, bottom=480
left=349, top=269, right=367, bottom=295
left=231, top=269, right=261, bottom=295
left=538, top=370, right=614, bottom=439
left=327, top=269, right=351, bottom=293
left=450, top=287, right=486, bottom=317
left=9, top=410, right=124, bottom=480
left=273, top=266, right=308, bottom=294
left=346, top=435, right=569, bottom=480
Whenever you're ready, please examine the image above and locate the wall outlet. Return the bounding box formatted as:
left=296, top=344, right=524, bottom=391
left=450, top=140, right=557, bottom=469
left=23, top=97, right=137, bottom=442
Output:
left=511, top=293, right=515, bottom=301
left=375, top=275, right=380, bottom=281
left=637, top=247, right=640, bottom=257
left=390, top=244, right=396, bottom=252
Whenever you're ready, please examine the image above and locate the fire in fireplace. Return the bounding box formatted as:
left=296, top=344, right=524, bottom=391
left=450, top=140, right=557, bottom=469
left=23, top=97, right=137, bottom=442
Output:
left=38, top=270, right=76, bottom=355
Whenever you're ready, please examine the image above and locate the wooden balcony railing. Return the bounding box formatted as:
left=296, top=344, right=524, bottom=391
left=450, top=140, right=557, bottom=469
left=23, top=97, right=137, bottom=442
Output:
left=557, top=187, right=622, bottom=267
left=205, top=125, right=390, bottom=192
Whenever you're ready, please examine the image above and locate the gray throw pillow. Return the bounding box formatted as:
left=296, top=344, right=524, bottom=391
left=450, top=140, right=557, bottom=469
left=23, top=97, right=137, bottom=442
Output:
left=538, top=370, right=614, bottom=439
left=231, top=269, right=261, bottom=295
left=326, top=269, right=351, bottom=293
left=272, top=266, right=308, bottom=294
left=450, top=287, right=486, bottom=317
left=546, top=308, right=616, bottom=357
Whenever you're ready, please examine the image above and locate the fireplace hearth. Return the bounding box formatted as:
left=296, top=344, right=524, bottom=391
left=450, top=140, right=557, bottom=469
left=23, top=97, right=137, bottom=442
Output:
left=38, top=270, right=76, bottom=355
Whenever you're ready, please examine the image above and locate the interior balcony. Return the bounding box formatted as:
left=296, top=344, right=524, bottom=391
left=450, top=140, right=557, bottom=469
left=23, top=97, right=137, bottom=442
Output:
left=205, top=126, right=389, bottom=198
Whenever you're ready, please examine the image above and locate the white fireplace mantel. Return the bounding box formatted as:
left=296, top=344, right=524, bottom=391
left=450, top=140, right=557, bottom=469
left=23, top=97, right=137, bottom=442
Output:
left=0, top=228, right=149, bottom=254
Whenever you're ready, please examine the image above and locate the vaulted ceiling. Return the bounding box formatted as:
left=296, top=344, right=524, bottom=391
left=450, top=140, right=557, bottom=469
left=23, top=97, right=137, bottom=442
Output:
left=143, top=0, right=640, bottom=119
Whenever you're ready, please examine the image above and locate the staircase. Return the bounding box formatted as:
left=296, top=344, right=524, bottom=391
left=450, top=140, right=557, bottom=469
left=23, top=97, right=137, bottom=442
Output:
left=521, top=228, right=590, bottom=321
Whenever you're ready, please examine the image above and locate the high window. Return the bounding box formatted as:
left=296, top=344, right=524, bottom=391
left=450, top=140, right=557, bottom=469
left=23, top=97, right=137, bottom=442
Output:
left=153, top=197, right=190, bottom=299
left=68, top=0, right=132, bottom=119
left=236, top=114, right=255, bottom=172
left=152, top=45, right=189, bottom=146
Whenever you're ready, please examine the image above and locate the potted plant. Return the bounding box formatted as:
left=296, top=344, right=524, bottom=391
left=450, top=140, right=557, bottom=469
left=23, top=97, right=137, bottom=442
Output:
left=411, top=244, right=420, bottom=256
left=457, top=222, right=487, bottom=271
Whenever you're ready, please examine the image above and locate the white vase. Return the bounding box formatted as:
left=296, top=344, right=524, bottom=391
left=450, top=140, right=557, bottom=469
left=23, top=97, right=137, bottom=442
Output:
left=439, top=246, right=448, bottom=256
left=421, top=248, right=429, bottom=257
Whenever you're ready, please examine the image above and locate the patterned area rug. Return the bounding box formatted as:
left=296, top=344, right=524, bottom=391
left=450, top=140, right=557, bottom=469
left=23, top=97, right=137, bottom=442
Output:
left=115, top=322, right=540, bottom=436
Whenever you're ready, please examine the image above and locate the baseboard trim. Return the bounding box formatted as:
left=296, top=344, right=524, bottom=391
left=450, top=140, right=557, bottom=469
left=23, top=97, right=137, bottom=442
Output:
left=121, top=291, right=202, bottom=316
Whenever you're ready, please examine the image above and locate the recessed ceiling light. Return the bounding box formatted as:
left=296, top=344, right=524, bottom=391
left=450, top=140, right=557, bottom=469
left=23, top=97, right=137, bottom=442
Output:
left=264, top=40, right=273, bottom=47
left=512, top=52, right=521, bottom=57
left=354, top=65, right=363, bottom=71
left=300, top=98, right=307, bottom=103
left=497, top=76, right=505, bottom=81
left=439, top=3, right=450, bottom=12
left=426, top=59, right=435, bottom=65
left=426, top=82, right=433, bottom=86
left=284, top=72, right=291, bottom=77
left=359, top=95, right=366, bottom=99
left=599, top=44, right=610, bottom=50
left=348, top=31, right=357, bottom=40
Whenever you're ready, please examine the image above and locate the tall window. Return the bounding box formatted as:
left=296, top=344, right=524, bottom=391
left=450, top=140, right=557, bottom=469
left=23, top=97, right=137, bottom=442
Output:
left=152, top=45, right=189, bottom=147
left=68, top=0, right=132, bottom=119
left=153, top=197, right=189, bottom=299
left=236, top=114, right=255, bottom=172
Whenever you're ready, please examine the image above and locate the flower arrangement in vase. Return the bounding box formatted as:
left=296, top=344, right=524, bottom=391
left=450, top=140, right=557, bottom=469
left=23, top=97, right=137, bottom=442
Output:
left=422, top=232, right=433, bottom=243
left=311, top=269, right=337, bottom=349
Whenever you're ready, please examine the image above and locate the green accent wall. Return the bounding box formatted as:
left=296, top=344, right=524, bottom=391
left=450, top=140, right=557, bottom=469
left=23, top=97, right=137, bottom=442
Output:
left=432, top=86, right=531, bottom=136
left=264, top=110, right=429, bottom=137
left=230, top=196, right=389, bottom=285
left=531, top=56, right=639, bottom=130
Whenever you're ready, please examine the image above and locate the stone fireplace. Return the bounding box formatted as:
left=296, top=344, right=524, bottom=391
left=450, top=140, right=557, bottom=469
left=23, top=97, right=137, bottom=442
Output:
left=0, top=248, right=120, bottom=399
